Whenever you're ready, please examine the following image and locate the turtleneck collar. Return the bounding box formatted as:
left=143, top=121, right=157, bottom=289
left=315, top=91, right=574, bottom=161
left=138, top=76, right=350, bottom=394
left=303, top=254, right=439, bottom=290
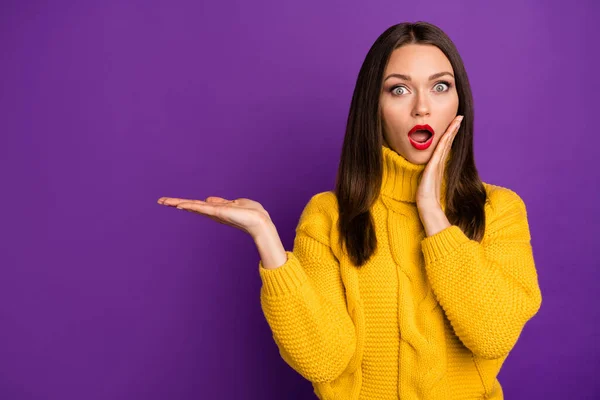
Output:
left=380, top=142, right=450, bottom=207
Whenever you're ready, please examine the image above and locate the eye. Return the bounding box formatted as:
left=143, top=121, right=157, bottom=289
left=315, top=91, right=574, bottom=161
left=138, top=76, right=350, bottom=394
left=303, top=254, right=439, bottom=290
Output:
left=390, top=85, right=408, bottom=96
left=434, top=81, right=451, bottom=92
left=389, top=80, right=453, bottom=96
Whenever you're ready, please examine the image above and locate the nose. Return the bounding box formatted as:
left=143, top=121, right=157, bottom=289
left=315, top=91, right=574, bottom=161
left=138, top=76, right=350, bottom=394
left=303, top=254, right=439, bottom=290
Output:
left=412, top=93, right=431, bottom=118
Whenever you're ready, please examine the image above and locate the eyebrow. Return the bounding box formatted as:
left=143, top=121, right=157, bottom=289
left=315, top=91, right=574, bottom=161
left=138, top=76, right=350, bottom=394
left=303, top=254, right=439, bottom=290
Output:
left=384, top=71, right=454, bottom=82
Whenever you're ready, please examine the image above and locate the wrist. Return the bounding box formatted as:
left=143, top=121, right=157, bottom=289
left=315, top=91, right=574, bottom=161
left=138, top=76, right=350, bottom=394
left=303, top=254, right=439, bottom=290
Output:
left=417, top=201, right=442, bottom=215
left=253, top=220, right=287, bottom=270
left=251, top=217, right=277, bottom=241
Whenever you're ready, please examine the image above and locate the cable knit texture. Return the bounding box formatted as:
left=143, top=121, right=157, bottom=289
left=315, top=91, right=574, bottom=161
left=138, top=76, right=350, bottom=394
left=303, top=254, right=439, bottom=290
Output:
left=258, top=144, right=542, bottom=399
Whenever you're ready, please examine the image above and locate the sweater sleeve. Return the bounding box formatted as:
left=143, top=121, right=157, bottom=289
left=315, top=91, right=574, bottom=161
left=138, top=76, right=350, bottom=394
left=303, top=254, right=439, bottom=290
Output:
left=420, top=187, right=542, bottom=360
left=258, top=193, right=356, bottom=383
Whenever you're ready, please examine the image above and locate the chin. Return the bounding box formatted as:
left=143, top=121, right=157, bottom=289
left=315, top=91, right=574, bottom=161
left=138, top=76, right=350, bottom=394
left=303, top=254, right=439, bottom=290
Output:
left=388, top=142, right=432, bottom=165
left=402, top=148, right=432, bottom=165
left=408, top=156, right=430, bottom=165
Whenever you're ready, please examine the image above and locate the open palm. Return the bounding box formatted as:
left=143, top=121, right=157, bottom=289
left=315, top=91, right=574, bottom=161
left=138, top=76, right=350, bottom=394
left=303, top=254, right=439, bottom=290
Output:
left=157, top=196, right=271, bottom=238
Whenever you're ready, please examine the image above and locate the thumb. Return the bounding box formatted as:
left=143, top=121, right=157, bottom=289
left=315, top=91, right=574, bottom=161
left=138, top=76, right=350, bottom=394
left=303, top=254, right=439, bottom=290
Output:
left=205, top=196, right=231, bottom=203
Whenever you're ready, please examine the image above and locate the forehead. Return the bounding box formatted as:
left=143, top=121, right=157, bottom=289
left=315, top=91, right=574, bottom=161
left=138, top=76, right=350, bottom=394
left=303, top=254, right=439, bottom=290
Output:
left=384, top=44, right=453, bottom=78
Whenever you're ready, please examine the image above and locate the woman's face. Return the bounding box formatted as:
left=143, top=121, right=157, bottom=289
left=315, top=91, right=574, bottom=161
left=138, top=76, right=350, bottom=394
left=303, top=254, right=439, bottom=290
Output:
left=379, top=44, right=459, bottom=165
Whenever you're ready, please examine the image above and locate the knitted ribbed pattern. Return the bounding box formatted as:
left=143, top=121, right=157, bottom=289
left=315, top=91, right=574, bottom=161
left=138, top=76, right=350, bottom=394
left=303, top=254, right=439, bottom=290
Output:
left=259, top=145, right=542, bottom=399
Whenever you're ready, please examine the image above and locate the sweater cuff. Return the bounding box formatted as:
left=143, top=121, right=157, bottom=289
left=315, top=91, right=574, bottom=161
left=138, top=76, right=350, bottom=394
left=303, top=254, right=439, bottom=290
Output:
left=258, top=251, right=308, bottom=297
left=421, top=225, right=470, bottom=264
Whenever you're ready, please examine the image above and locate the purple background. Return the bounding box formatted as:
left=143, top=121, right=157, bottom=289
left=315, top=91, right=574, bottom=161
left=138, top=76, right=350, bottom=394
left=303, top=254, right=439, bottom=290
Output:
left=1, top=1, right=597, bottom=399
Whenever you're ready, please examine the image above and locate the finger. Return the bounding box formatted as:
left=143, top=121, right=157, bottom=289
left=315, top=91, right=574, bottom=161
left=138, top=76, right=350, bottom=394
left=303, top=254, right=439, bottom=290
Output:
left=448, top=117, right=462, bottom=149
left=433, top=120, right=458, bottom=168
left=434, top=122, right=455, bottom=162
left=442, top=123, right=458, bottom=161
left=441, top=116, right=458, bottom=137
left=442, top=118, right=462, bottom=165
left=158, top=197, right=191, bottom=205
left=157, top=197, right=176, bottom=204
left=177, top=202, right=240, bottom=227
left=442, top=116, right=462, bottom=152
left=176, top=201, right=219, bottom=217
left=159, top=197, right=207, bottom=207
left=454, top=116, right=463, bottom=133
left=434, top=120, right=458, bottom=165
left=444, top=115, right=462, bottom=135
left=454, top=116, right=463, bottom=135
left=446, top=119, right=460, bottom=145
left=177, top=202, right=214, bottom=215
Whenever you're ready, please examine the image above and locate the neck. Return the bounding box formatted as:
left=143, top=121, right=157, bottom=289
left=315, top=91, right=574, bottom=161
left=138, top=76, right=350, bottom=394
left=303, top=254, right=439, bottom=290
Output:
left=380, top=142, right=450, bottom=207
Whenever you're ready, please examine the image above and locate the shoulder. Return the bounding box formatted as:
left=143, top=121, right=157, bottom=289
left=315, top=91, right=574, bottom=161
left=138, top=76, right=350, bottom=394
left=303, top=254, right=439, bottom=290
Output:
left=296, top=191, right=339, bottom=246
left=298, top=191, right=339, bottom=222
left=482, top=182, right=530, bottom=240
left=482, top=182, right=528, bottom=215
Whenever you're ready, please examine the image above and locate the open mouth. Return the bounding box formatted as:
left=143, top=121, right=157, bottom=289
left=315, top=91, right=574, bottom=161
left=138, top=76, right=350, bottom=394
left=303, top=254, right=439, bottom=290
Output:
left=408, top=130, right=433, bottom=143
left=407, top=124, right=435, bottom=150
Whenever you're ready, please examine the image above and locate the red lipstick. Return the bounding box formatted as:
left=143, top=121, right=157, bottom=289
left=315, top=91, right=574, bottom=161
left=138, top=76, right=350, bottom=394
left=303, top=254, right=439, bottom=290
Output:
left=408, top=124, right=435, bottom=150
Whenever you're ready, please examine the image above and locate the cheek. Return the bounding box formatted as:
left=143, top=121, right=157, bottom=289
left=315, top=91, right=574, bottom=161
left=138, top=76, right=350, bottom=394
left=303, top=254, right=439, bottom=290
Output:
left=446, top=95, right=459, bottom=114
left=432, top=91, right=458, bottom=107
left=382, top=108, right=406, bottom=132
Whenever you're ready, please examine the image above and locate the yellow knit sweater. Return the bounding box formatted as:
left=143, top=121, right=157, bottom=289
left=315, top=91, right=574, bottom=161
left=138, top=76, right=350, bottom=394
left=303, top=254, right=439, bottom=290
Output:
left=258, top=145, right=542, bottom=399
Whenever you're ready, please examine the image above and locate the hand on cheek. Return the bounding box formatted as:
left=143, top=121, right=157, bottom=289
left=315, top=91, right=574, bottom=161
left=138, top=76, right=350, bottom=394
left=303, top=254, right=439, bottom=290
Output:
left=415, top=115, right=464, bottom=210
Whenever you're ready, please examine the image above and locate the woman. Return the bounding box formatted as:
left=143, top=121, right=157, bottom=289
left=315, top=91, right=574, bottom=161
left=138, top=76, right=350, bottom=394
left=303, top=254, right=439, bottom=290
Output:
left=158, top=21, right=542, bottom=400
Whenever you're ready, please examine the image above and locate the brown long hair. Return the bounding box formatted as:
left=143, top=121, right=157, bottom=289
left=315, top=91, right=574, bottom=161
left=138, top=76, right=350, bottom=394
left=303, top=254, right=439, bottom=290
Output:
left=335, top=21, right=487, bottom=268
